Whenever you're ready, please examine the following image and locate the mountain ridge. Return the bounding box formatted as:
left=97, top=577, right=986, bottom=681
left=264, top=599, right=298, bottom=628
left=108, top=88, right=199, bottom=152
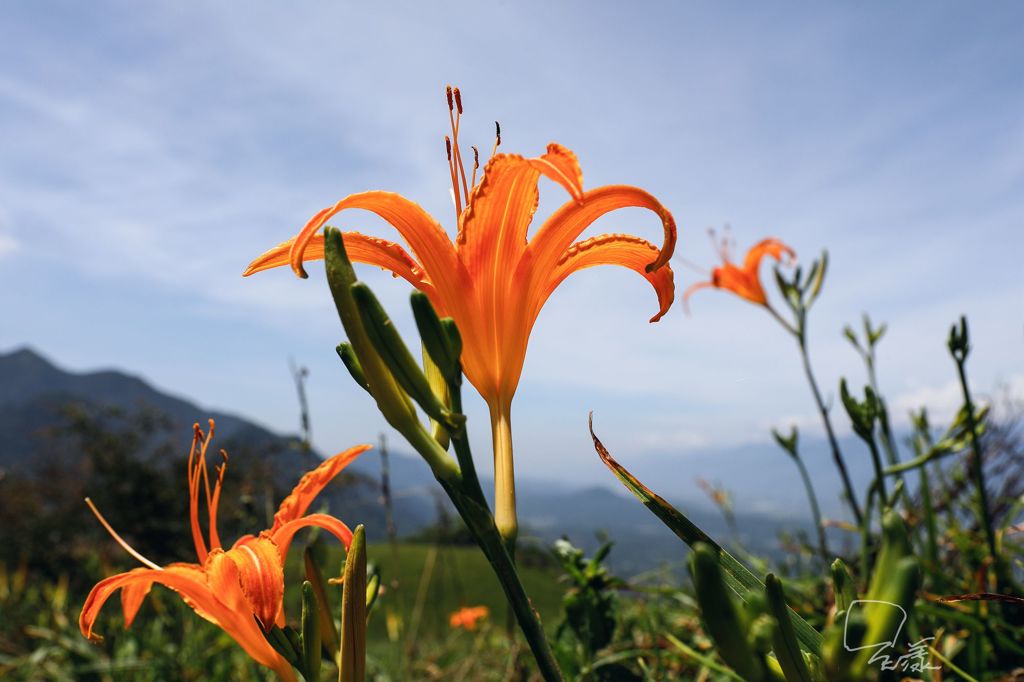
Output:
left=0, top=346, right=818, bottom=571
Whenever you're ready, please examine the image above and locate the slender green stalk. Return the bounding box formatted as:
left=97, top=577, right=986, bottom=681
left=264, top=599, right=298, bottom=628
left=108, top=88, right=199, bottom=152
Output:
left=797, top=335, right=863, bottom=525
left=792, top=453, right=829, bottom=561
left=911, top=423, right=941, bottom=575
left=440, top=480, right=563, bottom=680
left=928, top=646, right=980, bottom=682
left=447, top=389, right=562, bottom=680
left=859, top=480, right=878, bottom=589
left=954, top=360, right=998, bottom=576
left=918, top=464, right=939, bottom=567
left=865, top=437, right=887, bottom=503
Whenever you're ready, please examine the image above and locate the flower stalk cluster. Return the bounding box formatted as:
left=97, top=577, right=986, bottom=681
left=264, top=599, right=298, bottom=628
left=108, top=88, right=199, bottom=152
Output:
left=322, top=229, right=564, bottom=680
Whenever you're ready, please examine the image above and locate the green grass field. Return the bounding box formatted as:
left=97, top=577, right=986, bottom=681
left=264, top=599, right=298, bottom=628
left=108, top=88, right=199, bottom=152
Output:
left=363, top=542, right=563, bottom=639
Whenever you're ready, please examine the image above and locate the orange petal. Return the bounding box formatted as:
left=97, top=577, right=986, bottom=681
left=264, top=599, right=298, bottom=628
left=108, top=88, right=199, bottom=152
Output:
left=714, top=263, right=767, bottom=305
left=742, top=238, right=795, bottom=274
left=680, top=279, right=714, bottom=312
left=244, top=232, right=431, bottom=291
left=529, top=143, right=583, bottom=201
left=271, top=513, right=354, bottom=559
left=457, top=145, right=584, bottom=267
left=541, top=233, right=675, bottom=322
left=81, top=564, right=214, bottom=641
left=457, top=153, right=542, bottom=276
left=285, top=191, right=460, bottom=286
left=120, top=578, right=154, bottom=629
left=270, top=445, right=370, bottom=532
left=525, top=185, right=677, bottom=279
left=217, top=537, right=285, bottom=631
left=81, top=562, right=294, bottom=680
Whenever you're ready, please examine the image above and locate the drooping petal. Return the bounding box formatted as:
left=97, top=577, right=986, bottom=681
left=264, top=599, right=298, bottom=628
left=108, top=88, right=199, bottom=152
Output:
left=285, top=192, right=461, bottom=291
left=244, top=232, right=432, bottom=293
left=540, top=233, right=675, bottom=323
left=529, top=143, right=583, bottom=201
left=525, top=185, right=677, bottom=278
left=741, top=238, right=795, bottom=273
left=81, top=564, right=220, bottom=641
left=270, top=445, right=370, bottom=532
left=680, top=279, right=714, bottom=312
left=120, top=579, right=153, bottom=629
left=271, top=513, right=354, bottom=559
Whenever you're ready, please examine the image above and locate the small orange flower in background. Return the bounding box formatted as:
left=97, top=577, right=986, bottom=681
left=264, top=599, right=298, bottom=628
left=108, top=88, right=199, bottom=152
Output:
left=449, top=605, right=490, bottom=631
left=79, top=420, right=369, bottom=682
left=683, top=230, right=794, bottom=308
left=245, top=87, right=677, bottom=543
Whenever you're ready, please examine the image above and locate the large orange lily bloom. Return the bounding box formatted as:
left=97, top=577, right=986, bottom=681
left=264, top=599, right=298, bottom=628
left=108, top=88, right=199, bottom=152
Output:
left=682, top=233, right=794, bottom=308
left=79, top=421, right=369, bottom=682
left=245, top=88, right=676, bottom=542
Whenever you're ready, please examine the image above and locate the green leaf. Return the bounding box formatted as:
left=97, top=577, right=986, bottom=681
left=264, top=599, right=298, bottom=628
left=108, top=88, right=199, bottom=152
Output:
left=806, top=251, right=828, bottom=306
left=590, top=415, right=823, bottom=656
left=842, top=325, right=859, bottom=351
left=304, top=547, right=339, bottom=656
left=335, top=343, right=369, bottom=393
left=339, top=525, right=367, bottom=682
left=690, top=544, right=766, bottom=682
left=301, top=581, right=322, bottom=679
left=410, top=291, right=461, bottom=386
left=771, top=426, right=799, bottom=459
left=830, top=559, right=855, bottom=615
left=351, top=282, right=464, bottom=431
left=765, top=575, right=813, bottom=682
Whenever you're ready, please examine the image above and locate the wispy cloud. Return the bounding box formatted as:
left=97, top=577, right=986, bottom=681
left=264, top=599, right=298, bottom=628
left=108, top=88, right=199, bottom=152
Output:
left=2, top=1, right=1022, bottom=495
left=0, top=233, right=19, bottom=258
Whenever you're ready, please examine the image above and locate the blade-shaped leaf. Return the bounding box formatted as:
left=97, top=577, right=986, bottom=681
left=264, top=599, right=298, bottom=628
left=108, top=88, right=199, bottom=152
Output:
left=589, top=414, right=823, bottom=656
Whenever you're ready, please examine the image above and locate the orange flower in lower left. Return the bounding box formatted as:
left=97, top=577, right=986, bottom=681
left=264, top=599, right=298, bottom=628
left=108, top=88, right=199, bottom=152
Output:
left=79, top=420, right=369, bottom=682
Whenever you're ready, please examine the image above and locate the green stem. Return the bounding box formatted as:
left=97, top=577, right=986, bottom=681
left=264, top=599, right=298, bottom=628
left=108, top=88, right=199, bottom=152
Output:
left=797, top=335, right=863, bottom=525
left=859, top=479, right=879, bottom=590
left=912, top=428, right=941, bottom=577
left=918, top=464, right=940, bottom=568
left=447, top=390, right=563, bottom=681
left=954, top=361, right=999, bottom=585
left=793, top=453, right=829, bottom=561
left=440, top=483, right=563, bottom=681
left=866, top=438, right=887, bottom=503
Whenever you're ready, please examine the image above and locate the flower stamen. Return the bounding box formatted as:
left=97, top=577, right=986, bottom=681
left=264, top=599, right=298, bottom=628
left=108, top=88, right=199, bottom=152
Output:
left=491, top=120, right=501, bottom=158
left=450, top=87, right=470, bottom=207
left=207, top=450, right=228, bottom=551
left=445, top=135, right=462, bottom=218
left=85, top=497, right=162, bottom=571
left=470, top=145, right=480, bottom=189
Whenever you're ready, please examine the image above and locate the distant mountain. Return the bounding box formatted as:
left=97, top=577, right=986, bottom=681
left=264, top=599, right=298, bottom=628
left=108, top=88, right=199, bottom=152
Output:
left=0, top=347, right=822, bottom=572
left=0, top=347, right=437, bottom=539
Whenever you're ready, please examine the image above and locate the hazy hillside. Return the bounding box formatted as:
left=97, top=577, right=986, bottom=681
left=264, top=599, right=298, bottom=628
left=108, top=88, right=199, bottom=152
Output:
left=0, top=346, right=823, bottom=571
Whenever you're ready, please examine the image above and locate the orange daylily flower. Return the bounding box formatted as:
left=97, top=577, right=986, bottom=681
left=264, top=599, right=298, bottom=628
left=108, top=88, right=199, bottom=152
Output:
left=682, top=233, right=794, bottom=308
left=449, top=605, right=490, bottom=631
left=79, top=420, right=369, bottom=682
left=245, top=87, right=676, bottom=541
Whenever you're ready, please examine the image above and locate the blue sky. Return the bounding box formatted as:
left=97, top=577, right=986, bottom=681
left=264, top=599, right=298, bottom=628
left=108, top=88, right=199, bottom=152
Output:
left=2, top=2, right=1022, bottom=509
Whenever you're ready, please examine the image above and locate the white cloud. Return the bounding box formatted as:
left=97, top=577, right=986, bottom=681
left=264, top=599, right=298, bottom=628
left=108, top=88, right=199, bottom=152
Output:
left=0, top=232, right=19, bottom=257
